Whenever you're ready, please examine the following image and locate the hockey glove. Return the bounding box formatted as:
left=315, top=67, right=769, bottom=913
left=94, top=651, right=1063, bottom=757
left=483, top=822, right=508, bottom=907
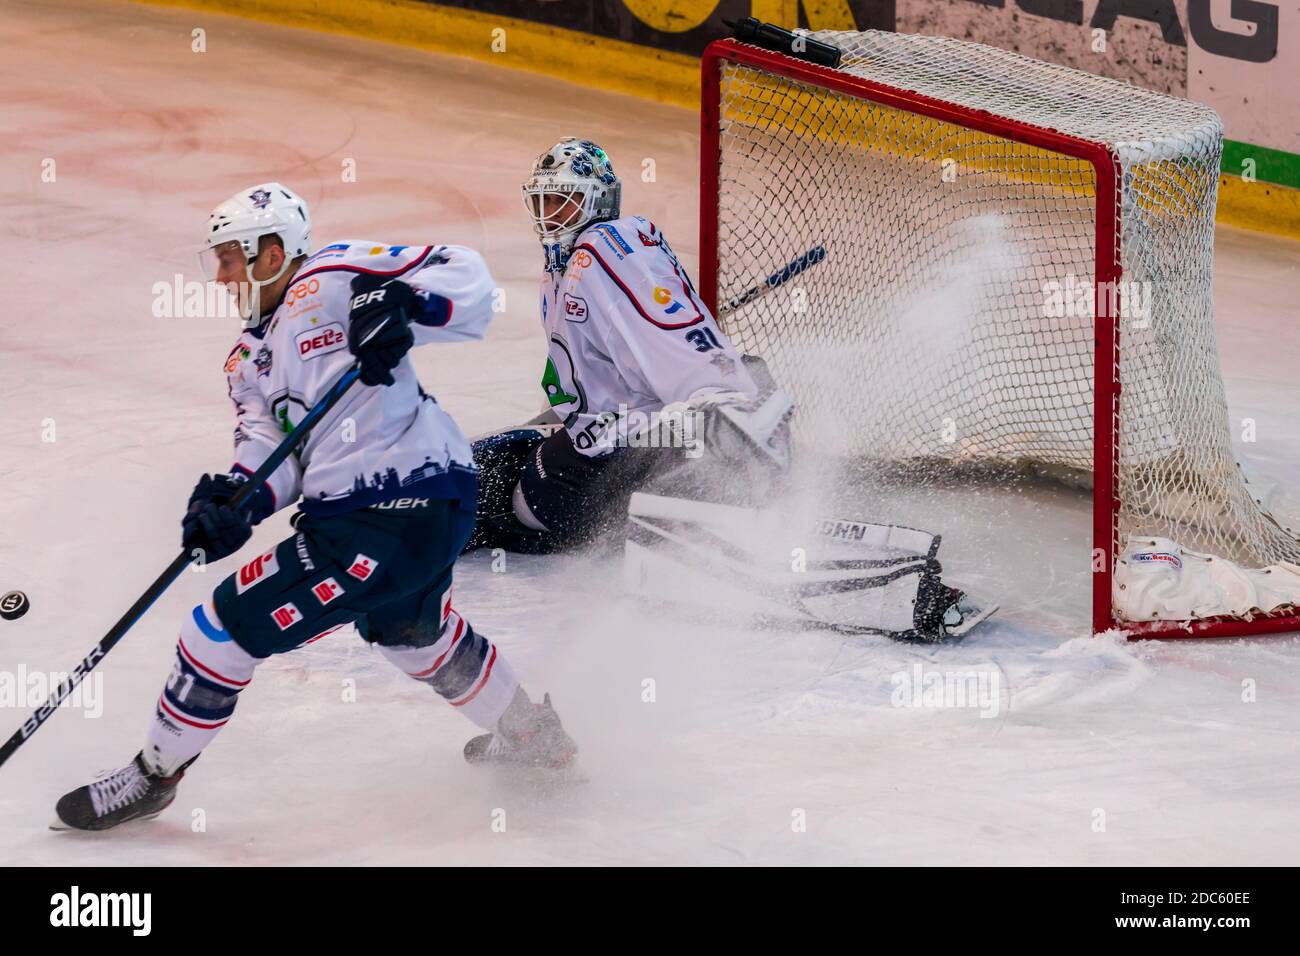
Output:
left=676, top=389, right=795, bottom=472
left=347, top=275, right=418, bottom=386
left=181, top=473, right=272, bottom=561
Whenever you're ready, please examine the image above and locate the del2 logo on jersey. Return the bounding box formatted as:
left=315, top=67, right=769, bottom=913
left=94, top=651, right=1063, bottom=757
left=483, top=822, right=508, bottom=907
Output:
left=562, top=293, right=588, bottom=323
left=296, top=322, right=347, bottom=360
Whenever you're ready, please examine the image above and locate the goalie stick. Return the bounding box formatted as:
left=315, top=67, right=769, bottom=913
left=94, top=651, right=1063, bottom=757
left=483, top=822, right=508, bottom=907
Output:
left=0, top=360, right=367, bottom=771
left=717, top=244, right=827, bottom=317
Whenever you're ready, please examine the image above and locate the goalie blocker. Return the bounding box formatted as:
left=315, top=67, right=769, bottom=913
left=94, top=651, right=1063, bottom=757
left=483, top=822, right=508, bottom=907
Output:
left=623, top=492, right=996, bottom=643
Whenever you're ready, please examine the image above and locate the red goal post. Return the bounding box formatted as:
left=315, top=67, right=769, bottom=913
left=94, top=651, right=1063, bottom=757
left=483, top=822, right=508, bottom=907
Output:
left=698, top=35, right=1300, bottom=639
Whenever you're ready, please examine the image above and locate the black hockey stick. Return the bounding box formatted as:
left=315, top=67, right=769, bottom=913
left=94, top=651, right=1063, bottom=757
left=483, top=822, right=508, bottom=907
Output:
left=0, top=360, right=366, bottom=771
left=718, top=244, right=827, bottom=317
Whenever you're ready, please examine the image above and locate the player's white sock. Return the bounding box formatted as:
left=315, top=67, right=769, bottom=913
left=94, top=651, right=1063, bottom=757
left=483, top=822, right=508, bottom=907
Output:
left=377, top=607, right=520, bottom=730
left=144, top=600, right=260, bottom=775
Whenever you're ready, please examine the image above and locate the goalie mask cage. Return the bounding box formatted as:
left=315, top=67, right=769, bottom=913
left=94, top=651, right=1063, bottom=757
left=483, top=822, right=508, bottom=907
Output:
left=699, top=31, right=1300, bottom=639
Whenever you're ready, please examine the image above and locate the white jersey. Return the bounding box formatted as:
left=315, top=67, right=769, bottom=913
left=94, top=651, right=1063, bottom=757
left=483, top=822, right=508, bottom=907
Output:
left=538, top=216, right=756, bottom=457
left=224, top=241, right=495, bottom=517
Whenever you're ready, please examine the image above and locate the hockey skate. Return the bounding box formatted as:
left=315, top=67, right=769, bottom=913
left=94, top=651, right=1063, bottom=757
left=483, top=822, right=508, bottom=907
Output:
left=464, top=692, right=577, bottom=770
left=893, top=582, right=996, bottom=644
left=51, top=752, right=189, bottom=832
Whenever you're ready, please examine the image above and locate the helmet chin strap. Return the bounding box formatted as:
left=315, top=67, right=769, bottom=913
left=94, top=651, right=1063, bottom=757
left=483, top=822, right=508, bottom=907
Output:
left=238, top=252, right=295, bottom=328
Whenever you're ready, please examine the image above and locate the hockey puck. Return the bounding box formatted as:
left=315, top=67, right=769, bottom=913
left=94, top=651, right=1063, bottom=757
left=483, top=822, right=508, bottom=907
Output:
left=0, top=591, right=29, bottom=620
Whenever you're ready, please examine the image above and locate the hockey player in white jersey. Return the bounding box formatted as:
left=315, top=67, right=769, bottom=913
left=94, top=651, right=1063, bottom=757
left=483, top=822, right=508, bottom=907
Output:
left=466, top=138, right=793, bottom=556
left=53, top=184, right=575, bottom=832
left=469, top=140, right=994, bottom=643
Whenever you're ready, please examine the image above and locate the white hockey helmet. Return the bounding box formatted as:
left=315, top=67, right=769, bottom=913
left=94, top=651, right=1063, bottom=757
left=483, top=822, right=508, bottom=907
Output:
left=199, top=183, right=311, bottom=326
left=522, top=138, right=620, bottom=273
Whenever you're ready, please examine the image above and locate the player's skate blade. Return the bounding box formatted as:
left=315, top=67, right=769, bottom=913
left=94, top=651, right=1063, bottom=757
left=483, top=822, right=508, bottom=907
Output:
left=51, top=752, right=187, bottom=832
left=463, top=692, right=577, bottom=770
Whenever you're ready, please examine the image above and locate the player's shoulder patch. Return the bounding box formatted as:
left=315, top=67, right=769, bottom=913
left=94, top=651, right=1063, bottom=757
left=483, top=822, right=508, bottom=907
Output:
left=570, top=217, right=705, bottom=331
left=576, top=217, right=640, bottom=263
left=296, top=241, right=434, bottom=284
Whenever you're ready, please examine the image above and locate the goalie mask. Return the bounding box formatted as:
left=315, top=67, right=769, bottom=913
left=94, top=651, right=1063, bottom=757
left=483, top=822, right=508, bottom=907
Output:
left=522, top=138, right=620, bottom=273
left=199, top=182, right=311, bottom=327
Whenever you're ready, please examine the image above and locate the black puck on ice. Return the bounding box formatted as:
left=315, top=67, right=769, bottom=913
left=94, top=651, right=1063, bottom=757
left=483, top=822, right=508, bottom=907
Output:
left=0, top=591, right=29, bottom=620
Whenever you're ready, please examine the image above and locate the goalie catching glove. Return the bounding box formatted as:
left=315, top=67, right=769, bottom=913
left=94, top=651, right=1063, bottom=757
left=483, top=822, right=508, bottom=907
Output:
left=664, top=388, right=794, bottom=469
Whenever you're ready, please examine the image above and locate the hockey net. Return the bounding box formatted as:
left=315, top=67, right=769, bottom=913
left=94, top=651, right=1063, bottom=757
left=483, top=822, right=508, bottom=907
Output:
left=700, top=31, right=1300, bottom=637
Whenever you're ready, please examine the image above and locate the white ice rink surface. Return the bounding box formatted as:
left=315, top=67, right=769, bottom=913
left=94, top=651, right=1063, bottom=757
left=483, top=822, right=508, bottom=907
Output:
left=2, top=0, right=1299, bottom=865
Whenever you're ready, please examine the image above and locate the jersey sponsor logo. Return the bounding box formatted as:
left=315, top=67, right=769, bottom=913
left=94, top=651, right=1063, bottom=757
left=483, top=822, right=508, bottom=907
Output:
left=367, top=245, right=410, bottom=257
left=285, top=277, right=320, bottom=307
left=311, top=577, right=344, bottom=605
left=562, top=293, right=588, bottom=323
left=224, top=344, right=251, bottom=374
left=236, top=549, right=280, bottom=594
left=296, top=322, right=347, bottom=360
left=1132, top=551, right=1184, bottom=570
left=270, top=602, right=302, bottom=631
left=595, top=224, right=633, bottom=256
left=653, top=286, right=686, bottom=315
left=346, top=554, right=378, bottom=581
left=371, top=497, right=431, bottom=510
left=569, top=249, right=593, bottom=276
left=596, top=228, right=630, bottom=261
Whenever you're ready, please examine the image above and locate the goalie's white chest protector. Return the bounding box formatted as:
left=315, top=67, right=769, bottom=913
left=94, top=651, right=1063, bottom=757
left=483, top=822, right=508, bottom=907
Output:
left=537, top=216, right=756, bottom=457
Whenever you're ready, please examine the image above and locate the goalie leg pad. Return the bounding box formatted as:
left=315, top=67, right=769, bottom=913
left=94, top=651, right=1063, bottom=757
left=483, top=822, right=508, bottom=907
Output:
left=624, top=493, right=993, bottom=641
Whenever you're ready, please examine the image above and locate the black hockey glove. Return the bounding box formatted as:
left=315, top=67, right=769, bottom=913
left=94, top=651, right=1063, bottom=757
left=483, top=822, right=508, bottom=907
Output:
left=347, top=275, right=418, bottom=386
left=181, top=473, right=271, bottom=562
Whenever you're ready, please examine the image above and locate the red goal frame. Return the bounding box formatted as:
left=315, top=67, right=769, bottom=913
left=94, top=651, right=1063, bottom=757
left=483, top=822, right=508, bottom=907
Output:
left=698, top=38, right=1300, bottom=640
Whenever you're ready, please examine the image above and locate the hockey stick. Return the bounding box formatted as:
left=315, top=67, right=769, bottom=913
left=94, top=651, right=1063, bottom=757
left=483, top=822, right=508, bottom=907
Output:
left=717, top=244, right=827, bottom=317
left=0, top=360, right=366, bottom=771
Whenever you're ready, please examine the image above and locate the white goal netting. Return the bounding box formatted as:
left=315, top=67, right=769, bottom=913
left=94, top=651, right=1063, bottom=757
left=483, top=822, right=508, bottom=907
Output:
left=710, top=29, right=1300, bottom=574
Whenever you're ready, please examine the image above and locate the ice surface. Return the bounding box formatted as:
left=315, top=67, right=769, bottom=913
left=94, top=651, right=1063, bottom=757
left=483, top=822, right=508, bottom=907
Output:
left=1, top=0, right=1298, bottom=865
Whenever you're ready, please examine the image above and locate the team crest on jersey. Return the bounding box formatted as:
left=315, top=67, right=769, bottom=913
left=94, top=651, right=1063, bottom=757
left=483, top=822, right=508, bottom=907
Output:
left=346, top=554, right=378, bottom=581
left=236, top=549, right=280, bottom=594
left=562, top=293, right=588, bottom=323
left=637, top=230, right=659, bottom=248
left=296, top=322, right=347, bottom=360
left=311, top=577, right=344, bottom=605
left=254, top=345, right=273, bottom=377
left=653, top=287, right=686, bottom=315
left=270, top=602, right=302, bottom=631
